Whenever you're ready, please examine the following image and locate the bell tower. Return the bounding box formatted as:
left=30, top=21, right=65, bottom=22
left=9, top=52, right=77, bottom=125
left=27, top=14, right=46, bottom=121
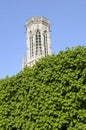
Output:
left=23, top=16, right=51, bottom=67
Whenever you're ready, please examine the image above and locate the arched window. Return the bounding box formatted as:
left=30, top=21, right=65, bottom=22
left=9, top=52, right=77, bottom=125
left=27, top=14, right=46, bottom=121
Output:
left=44, top=30, right=48, bottom=56
left=35, top=30, right=42, bottom=56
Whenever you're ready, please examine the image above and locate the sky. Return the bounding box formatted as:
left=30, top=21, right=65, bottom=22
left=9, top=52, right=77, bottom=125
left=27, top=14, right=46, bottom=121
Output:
left=0, top=0, right=86, bottom=78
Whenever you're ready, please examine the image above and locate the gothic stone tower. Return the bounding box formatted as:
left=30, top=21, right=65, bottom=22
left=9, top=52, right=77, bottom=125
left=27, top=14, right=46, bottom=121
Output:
left=23, top=16, right=51, bottom=67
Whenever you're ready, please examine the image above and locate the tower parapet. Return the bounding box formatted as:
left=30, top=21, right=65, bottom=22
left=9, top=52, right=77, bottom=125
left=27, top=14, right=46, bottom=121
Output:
left=26, top=16, right=49, bottom=27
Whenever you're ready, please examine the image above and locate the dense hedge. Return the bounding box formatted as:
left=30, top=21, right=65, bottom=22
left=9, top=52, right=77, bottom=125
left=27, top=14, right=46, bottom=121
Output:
left=0, top=46, right=86, bottom=130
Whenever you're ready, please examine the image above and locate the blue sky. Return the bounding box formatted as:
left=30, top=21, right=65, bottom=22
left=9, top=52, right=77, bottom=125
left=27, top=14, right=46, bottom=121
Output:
left=0, top=0, right=86, bottom=78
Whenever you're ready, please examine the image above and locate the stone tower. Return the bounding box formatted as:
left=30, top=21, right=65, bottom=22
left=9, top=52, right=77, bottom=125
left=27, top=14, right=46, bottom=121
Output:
left=22, top=16, right=51, bottom=67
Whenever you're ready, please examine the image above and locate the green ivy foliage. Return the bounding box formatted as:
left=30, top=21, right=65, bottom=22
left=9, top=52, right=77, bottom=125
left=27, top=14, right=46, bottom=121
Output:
left=0, top=46, right=86, bottom=130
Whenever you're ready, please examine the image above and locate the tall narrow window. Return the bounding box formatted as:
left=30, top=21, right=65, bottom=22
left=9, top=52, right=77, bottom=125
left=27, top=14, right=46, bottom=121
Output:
left=30, top=36, right=33, bottom=58
left=44, top=31, right=48, bottom=56
left=35, top=30, right=42, bottom=56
